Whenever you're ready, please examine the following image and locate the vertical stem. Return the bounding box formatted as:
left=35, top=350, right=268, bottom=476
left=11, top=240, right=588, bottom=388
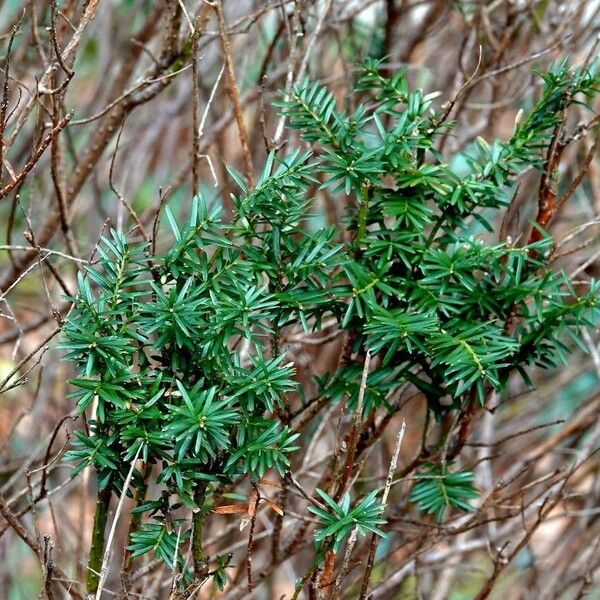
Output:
left=420, top=407, right=431, bottom=453
left=354, top=185, right=370, bottom=256
left=87, top=486, right=112, bottom=595
left=190, top=10, right=210, bottom=196
left=121, top=463, right=151, bottom=576
left=359, top=422, right=406, bottom=599
left=246, top=487, right=260, bottom=597
left=270, top=484, right=288, bottom=563
left=213, top=0, right=255, bottom=185
left=192, top=483, right=208, bottom=578
left=334, top=351, right=371, bottom=501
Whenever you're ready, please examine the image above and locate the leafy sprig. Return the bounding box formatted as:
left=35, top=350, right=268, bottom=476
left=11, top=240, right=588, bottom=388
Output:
left=309, top=489, right=387, bottom=553
left=60, top=58, right=600, bottom=587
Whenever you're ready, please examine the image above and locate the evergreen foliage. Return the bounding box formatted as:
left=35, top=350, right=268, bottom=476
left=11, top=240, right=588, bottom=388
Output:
left=60, top=57, right=600, bottom=589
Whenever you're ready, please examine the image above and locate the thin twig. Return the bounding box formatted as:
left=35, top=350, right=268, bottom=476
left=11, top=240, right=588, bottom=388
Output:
left=334, top=350, right=372, bottom=501
left=0, top=113, right=72, bottom=201
left=359, top=420, right=406, bottom=599
left=95, top=446, right=141, bottom=600
left=210, top=0, right=255, bottom=184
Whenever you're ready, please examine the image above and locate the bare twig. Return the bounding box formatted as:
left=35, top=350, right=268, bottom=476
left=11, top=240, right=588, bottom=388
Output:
left=95, top=446, right=141, bottom=600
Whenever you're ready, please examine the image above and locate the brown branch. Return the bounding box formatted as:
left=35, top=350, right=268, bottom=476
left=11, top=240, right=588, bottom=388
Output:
left=529, top=125, right=565, bottom=244
left=246, top=485, right=260, bottom=597
left=0, top=5, right=191, bottom=291
left=190, top=8, right=211, bottom=195
left=0, top=495, right=83, bottom=599
left=334, top=350, right=371, bottom=501
left=554, top=133, right=600, bottom=216
left=474, top=486, right=566, bottom=599
left=0, top=17, right=22, bottom=187
left=211, top=0, right=255, bottom=185
left=359, top=421, right=406, bottom=599
left=0, top=113, right=72, bottom=201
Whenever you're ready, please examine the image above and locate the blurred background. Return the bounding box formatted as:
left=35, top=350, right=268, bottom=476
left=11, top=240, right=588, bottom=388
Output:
left=1, top=1, right=600, bottom=598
